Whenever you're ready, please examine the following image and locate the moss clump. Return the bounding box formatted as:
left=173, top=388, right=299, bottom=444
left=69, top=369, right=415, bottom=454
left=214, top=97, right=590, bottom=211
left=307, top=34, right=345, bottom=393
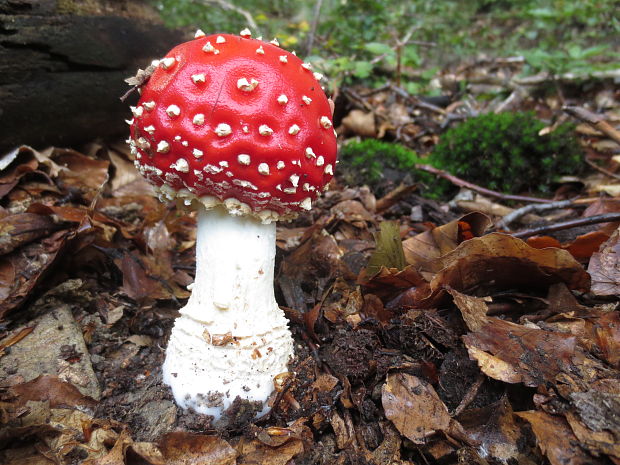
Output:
left=339, top=139, right=426, bottom=189
left=430, top=111, right=584, bottom=194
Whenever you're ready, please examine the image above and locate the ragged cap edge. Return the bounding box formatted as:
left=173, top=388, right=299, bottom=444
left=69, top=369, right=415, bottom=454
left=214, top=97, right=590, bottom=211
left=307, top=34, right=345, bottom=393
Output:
left=152, top=185, right=299, bottom=224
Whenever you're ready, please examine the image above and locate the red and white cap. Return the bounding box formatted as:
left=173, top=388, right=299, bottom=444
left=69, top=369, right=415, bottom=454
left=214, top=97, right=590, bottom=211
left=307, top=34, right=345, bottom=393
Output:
left=128, top=31, right=337, bottom=222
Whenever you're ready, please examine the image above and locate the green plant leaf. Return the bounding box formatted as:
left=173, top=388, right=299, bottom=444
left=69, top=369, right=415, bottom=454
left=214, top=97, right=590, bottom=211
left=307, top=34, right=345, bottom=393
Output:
left=366, top=221, right=407, bottom=277
left=364, top=42, right=394, bottom=56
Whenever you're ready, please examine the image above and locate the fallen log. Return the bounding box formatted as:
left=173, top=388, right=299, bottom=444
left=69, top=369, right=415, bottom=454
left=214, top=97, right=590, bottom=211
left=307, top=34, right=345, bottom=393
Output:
left=0, top=0, right=185, bottom=153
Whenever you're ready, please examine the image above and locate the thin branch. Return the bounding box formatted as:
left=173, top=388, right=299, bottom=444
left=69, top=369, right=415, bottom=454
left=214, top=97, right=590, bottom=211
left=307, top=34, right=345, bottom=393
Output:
left=453, top=373, right=485, bottom=417
left=497, top=198, right=579, bottom=230
left=304, top=0, right=324, bottom=56
left=512, top=212, right=620, bottom=238
left=563, top=105, right=620, bottom=145
left=415, top=164, right=553, bottom=204
left=196, top=0, right=258, bottom=32
left=584, top=157, right=620, bottom=181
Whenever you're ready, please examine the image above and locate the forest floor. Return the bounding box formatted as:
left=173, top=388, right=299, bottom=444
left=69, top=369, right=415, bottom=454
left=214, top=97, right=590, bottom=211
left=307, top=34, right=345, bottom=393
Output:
left=0, top=57, right=619, bottom=465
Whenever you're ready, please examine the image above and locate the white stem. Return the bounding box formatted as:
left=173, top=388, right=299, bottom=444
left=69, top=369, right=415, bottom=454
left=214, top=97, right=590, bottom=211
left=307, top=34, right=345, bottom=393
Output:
left=162, top=205, right=294, bottom=420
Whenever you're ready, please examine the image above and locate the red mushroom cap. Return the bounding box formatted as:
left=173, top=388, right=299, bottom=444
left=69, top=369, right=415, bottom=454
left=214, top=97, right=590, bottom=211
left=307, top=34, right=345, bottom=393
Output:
left=129, top=32, right=337, bottom=221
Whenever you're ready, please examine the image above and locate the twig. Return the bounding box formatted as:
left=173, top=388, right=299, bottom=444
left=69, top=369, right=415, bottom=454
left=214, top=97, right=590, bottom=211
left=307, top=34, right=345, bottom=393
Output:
left=453, top=373, right=485, bottom=417
left=512, top=212, right=620, bottom=238
left=563, top=105, right=620, bottom=145
left=513, top=69, right=620, bottom=87
left=415, top=164, right=553, bottom=204
left=390, top=85, right=446, bottom=115
left=497, top=198, right=578, bottom=230
left=376, top=183, right=417, bottom=213
left=584, top=157, right=620, bottom=181
left=304, top=0, right=324, bottom=55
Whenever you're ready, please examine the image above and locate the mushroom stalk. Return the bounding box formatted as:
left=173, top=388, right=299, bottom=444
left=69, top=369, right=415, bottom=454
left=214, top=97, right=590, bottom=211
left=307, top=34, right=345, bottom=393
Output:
left=162, top=204, right=294, bottom=419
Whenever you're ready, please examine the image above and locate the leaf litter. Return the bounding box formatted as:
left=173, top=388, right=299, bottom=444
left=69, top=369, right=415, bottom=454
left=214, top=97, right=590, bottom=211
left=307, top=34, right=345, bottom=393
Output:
left=0, top=69, right=620, bottom=465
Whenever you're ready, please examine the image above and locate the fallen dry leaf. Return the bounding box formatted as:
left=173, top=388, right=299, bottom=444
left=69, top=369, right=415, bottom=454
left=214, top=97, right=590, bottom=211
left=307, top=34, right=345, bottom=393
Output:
left=382, top=372, right=453, bottom=444
left=235, top=436, right=304, bottom=465
left=10, top=375, right=97, bottom=409
left=588, top=226, right=620, bottom=296
left=565, top=410, right=620, bottom=460
left=0, top=213, right=60, bottom=255
left=517, top=410, right=606, bottom=465
left=446, top=288, right=490, bottom=332
left=402, top=212, right=492, bottom=274
left=463, top=318, right=576, bottom=387
left=158, top=432, right=237, bottom=465
left=341, top=109, right=376, bottom=137
left=458, top=398, right=530, bottom=464
left=429, top=233, right=591, bottom=299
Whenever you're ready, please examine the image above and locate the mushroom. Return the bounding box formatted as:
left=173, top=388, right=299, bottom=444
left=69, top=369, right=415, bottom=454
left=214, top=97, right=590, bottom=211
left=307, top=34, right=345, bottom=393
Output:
left=127, top=31, right=337, bottom=420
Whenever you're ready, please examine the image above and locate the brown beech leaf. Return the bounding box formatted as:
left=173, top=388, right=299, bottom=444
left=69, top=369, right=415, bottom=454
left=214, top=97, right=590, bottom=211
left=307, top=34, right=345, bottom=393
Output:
left=359, top=264, right=429, bottom=301
left=402, top=212, right=492, bottom=273
left=463, top=318, right=576, bottom=387
left=565, top=410, right=620, bottom=460
left=235, top=437, right=304, bottom=465
left=10, top=375, right=97, bottom=409
left=0, top=146, right=40, bottom=199
left=82, top=429, right=132, bottom=465
left=341, top=109, right=376, bottom=137
left=592, top=311, right=620, bottom=368
left=115, top=252, right=176, bottom=304
left=429, top=233, right=590, bottom=297
left=382, top=372, right=454, bottom=444
left=517, top=411, right=606, bottom=465
left=0, top=213, right=60, bottom=255
left=588, top=226, right=620, bottom=296
left=446, top=288, right=490, bottom=332
left=528, top=231, right=610, bottom=261
left=52, top=148, right=110, bottom=198
left=0, top=229, right=73, bottom=319
left=158, top=433, right=237, bottom=465
left=458, top=398, right=529, bottom=464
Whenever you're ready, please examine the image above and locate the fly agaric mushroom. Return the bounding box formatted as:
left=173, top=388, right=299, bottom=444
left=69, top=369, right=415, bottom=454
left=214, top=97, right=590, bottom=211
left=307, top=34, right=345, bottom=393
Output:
left=127, top=31, right=337, bottom=420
